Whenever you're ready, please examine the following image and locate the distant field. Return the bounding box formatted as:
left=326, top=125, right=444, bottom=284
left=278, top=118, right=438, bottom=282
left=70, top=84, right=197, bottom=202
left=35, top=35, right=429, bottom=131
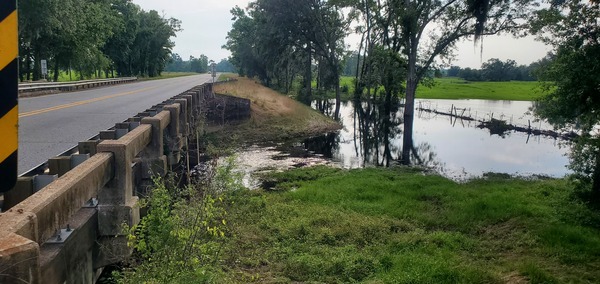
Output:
left=417, top=77, right=543, bottom=101
left=337, top=76, right=543, bottom=101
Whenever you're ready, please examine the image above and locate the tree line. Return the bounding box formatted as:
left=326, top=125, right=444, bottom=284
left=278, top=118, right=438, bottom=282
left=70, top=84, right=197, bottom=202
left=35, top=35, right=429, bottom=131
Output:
left=224, top=0, right=347, bottom=117
left=225, top=0, right=600, bottom=201
left=19, top=0, right=180, bottom=81
left=165, top=55, right=236, bottom=73
left=444, top=57, right=551, bottom=82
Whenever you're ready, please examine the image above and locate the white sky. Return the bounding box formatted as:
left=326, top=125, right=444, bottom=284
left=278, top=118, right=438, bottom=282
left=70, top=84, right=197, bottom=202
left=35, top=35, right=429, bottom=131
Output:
left=133, top=0, right=551, bottom=69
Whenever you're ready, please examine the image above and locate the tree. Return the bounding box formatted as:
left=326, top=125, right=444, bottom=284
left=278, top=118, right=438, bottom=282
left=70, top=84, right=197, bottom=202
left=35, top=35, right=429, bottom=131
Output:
left=189, top=55, right=209, bottom=73
left=447, top=66, right=461, bottom=77
left=225, top=1, right=348, bottom=116
left=165, top=53, right=189, bottom=72
left=215, top=59, right=236, bottom=73
left=18, top=0, right=180, bottom=80
left=458, top=67, right=482, bottom=81
left=350, top=0, right=534, bottom=164
left=224, top=6, right=269, bottom=81
left=531, top=0, right=600, bottom=200
left=481, top=58, right=517, bottom=81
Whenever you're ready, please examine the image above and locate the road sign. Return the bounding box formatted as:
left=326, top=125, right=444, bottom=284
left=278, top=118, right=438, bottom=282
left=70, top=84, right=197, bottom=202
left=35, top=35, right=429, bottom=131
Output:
left=0, top=0, right=18, bottom=192
left=41, top=59, right=48, bottom=76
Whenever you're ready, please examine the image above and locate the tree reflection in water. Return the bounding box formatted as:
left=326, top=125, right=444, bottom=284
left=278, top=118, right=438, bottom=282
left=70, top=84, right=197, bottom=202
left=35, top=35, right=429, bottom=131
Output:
left=308, top=97, right=443, bottom=170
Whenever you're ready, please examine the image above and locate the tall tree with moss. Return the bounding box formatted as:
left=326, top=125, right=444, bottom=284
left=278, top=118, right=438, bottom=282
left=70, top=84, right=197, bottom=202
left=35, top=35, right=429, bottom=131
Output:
left=350, top=0, right=534, bottom=164
left=530, top=0, right=600, bottom=200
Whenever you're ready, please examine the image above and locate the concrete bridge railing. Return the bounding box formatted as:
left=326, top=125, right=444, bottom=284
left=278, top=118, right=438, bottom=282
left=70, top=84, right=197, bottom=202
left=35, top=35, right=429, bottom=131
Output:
left=0, top=82, right=237, bottom=283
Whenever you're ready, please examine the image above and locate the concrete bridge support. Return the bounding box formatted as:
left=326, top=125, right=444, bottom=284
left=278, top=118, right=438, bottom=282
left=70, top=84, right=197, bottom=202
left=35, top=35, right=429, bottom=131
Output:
left=0, top=81, right=248, bottom=283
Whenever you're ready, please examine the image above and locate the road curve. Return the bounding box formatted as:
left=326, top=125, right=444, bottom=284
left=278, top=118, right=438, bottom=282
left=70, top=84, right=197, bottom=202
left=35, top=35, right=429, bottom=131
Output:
left=18, top=74, right=215, bottom=174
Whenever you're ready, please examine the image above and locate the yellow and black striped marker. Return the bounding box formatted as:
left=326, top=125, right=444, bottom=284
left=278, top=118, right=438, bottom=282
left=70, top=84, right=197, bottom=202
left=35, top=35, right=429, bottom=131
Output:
left=0, top=0, right=18, bottom=192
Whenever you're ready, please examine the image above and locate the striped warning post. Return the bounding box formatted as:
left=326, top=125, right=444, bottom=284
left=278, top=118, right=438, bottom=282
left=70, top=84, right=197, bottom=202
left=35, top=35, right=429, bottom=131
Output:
left=0, top=0, right=18, bottom=192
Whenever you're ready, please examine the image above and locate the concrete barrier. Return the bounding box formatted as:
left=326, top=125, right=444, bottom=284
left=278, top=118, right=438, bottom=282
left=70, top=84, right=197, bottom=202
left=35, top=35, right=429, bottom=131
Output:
left=0, top=82, right=250, bottom=284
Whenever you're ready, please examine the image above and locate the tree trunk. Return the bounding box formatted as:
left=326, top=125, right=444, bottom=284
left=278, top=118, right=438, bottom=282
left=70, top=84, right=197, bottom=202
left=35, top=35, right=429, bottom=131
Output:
left=33, top=51, right=41, bottom=81
left=306, top=43, right=312, bottom=102
left=334, top=74, right=341, bottom=120
left=592, top=149, right=600, bottom=203
left=25, top=54, right=31, bottom=81
left=402, top=43, right=419, bottom=165
left=53, top=59, right=60, bottom=82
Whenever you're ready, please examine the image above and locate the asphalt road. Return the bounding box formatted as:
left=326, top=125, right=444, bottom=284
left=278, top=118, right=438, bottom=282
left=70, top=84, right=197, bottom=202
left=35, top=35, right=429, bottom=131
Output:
left=18, top=74, right=215, bottom=174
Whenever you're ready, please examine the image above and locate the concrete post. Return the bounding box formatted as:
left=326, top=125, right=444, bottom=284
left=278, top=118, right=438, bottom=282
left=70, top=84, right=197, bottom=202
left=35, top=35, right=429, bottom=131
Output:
left=96, top=125, right=150, bottom=237
left=99, top=130, right=116, bottom=140
left=2, top=177, right=34, bottom=211
left=78, top=140, right=100, bottom=156
left=0, top=233, right=41, bottom=284
left=133, top=111, right=170, bottom=203
left=48, top=156, right=71, bottom=177
left=164, top=104, right=182, bottom=166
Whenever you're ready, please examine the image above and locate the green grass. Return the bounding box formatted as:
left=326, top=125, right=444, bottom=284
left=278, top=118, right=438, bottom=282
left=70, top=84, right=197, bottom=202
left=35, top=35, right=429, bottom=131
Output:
left=223, top=166, right=600, bottom=283
left=333, top=76, right=542, bottom=101
left=417, top=77, right=543, bottom=101
left=218, top=73, right=236, bottom=82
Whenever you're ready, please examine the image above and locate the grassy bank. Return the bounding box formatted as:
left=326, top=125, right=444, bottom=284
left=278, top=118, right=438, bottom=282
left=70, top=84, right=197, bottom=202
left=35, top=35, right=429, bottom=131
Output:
left=222, top=167, right=600, bottom=283
left=211, top=76, right=341, bottom=143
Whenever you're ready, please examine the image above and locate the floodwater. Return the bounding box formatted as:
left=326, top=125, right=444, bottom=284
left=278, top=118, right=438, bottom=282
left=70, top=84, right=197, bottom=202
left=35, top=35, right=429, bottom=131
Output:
left=231, top=98, right=571, bottom=186
left=306, top=98, right=571, bottom=180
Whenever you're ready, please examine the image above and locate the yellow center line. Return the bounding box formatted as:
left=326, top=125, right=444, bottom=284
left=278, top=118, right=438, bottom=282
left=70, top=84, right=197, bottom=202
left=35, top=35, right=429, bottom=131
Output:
left=19, top=86, right=158, bottom=118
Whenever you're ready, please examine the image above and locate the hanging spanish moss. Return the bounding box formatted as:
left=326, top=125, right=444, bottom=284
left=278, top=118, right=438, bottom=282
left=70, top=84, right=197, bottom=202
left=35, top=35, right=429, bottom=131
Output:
left=467, top=0, right=490, bottom=42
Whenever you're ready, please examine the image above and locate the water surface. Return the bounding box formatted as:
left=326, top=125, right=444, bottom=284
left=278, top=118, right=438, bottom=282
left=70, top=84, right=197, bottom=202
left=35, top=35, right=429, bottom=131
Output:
left=303, top=99, right=570, bottom=180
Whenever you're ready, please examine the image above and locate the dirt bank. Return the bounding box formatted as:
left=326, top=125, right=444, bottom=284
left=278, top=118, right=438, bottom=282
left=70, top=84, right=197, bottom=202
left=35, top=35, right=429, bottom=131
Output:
left=210, top=76, right=341, bottom=143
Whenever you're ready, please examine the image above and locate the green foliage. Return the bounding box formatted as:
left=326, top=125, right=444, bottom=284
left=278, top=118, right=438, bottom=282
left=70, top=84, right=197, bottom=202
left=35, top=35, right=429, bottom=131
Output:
left=531, top=0, right=600, bottom=198
left=165, top=53, right=210, bottom=73
left=117, top=158, right=243, bottom=283
left=446, top=58, right=539, bottom=82
left=18, top=0, right=181, bottom=81
left=221, top=166, right=600, bottom=282
left=224, top=0, right=347, bottom=106
left=260, top=165, right=341, bottom=191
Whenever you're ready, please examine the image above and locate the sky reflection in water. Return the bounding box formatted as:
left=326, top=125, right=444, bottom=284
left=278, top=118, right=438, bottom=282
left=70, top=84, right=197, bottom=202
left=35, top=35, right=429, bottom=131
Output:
left=308, top=99, right=570, bottom=180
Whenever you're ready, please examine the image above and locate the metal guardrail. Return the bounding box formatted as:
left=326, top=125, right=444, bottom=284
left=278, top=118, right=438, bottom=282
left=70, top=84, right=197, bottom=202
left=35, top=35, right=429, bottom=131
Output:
left=18, top=77, right=138, bottom=93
